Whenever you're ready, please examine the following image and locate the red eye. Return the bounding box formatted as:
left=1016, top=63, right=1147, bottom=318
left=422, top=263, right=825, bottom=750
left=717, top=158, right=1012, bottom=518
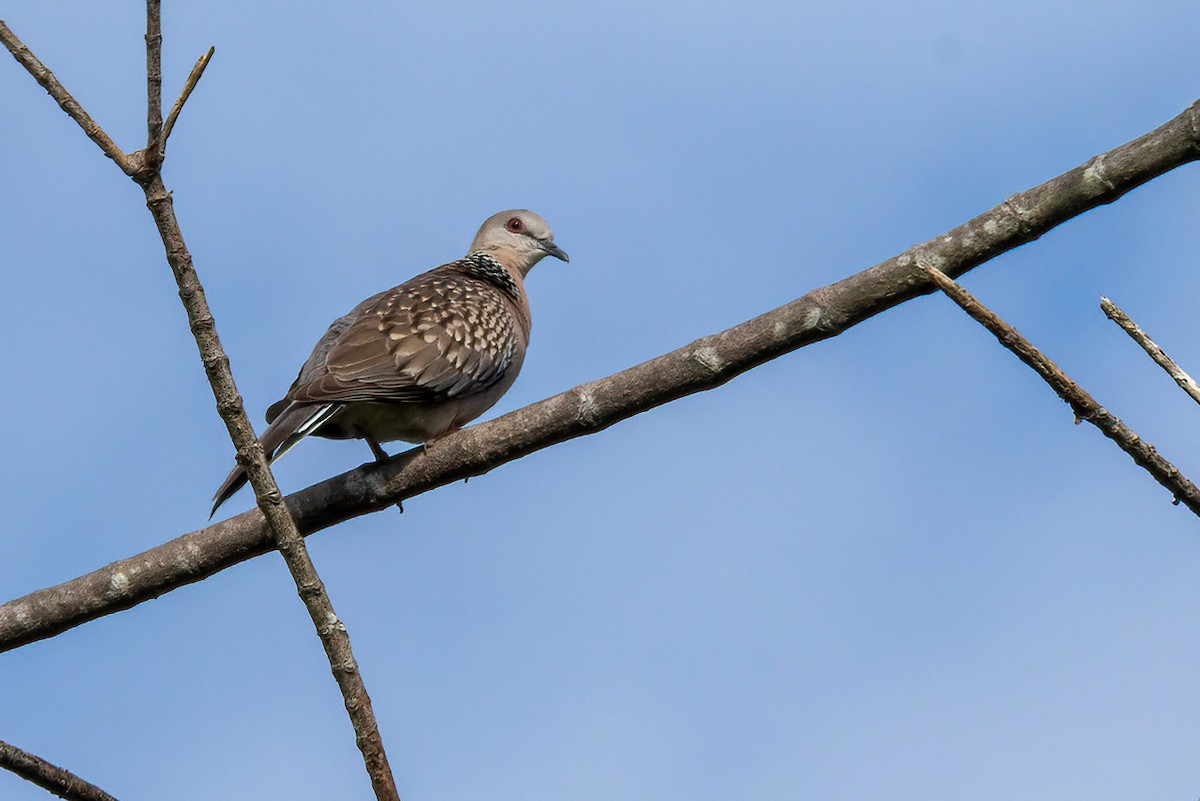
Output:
left=506, top=217, right=524, bottom=232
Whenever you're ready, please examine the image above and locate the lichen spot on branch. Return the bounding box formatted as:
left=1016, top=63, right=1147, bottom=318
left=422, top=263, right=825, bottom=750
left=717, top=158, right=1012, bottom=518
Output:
left=173, top=540, right=204, bottom=574
left=106, top=570, right=132, bottom=598
left=1083, top=154, right=1117, bottom=193
left=802, top=304, right=829, bottom=332
left=575, top=388, right=601, bottom=427
left=692, top=346, right=725, bottom=375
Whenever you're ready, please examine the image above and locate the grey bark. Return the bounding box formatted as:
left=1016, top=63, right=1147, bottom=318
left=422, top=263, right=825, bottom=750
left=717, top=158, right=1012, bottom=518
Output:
left=0, top=739, right=121, bottom=801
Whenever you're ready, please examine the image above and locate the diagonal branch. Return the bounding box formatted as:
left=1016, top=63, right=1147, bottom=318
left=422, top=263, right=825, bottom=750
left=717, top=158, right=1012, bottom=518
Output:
left=139, top=11, right=398, bottom=800
left=160, top=46, right=214, bottom=156
left=0, top=20, right=133, bottom=175
left=140, top=173, right=399, bottom=801
left=2, top=96, right=1199, bottom=653
left=923, top=266, right=1200, bottom=514
left=1101, top=296, right=1200, bottom=406
left=3, top=13, right=400, bottom=801
left=0, top=739, right=120, bottom=801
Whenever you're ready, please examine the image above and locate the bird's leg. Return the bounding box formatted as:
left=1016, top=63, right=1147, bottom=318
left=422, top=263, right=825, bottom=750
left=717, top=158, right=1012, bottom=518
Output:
left=356, top=428, right=403, bottom=513
left=363, top=432, right=390, bottom=463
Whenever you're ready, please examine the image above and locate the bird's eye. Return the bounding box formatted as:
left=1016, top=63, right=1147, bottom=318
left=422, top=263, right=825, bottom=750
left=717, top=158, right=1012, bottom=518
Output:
left=506, top=217, right=524, bottom=232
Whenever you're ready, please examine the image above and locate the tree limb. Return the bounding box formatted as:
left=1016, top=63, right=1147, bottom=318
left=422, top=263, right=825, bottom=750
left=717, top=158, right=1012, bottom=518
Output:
left=0, top=20, right=133, bottom=175
left=923, top=267, right=1200, bottom=514
left=144, top=0, right=162, bottom=162
left=0, top=739, right=120, bottom=801
left=2, top=12, right=400, bottom=801
left=140, top=8, right=397, bottom=799
left=1101, top=296, right=1200, bottom=407
left=2, top=97, right=1199, bottom=653
left=140, top=171, right=399, bottom=801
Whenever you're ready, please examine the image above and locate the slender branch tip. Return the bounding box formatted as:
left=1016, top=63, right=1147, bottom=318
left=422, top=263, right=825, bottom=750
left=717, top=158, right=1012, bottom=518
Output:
left=1101, top=295, right=1200, bottom=408
left=159, top=46, right=216, bottom=156
left=0, top=20, right=135, bottom=174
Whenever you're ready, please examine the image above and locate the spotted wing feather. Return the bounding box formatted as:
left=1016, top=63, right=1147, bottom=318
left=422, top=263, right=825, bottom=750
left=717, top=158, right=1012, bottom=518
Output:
left=282, top=266, right=523, bottom=407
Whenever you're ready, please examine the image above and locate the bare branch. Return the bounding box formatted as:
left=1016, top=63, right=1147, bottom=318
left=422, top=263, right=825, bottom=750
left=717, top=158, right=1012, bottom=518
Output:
left=144, top=0, right=162, bottom=160
left=0, top=21, right=133, bottom=175
left=131, top=4, right=399, bottom=796
left=0, top=739, right=120, bottom=801
left=923, top=266, right=1200, bottom=515
left=140, top=173, right=399, bottom=801
left=3, top=12, right=400, bottom=799
left=160, top=47, right=215, bottom=156
left=3, top=96, right=1199, bottom=653
left=1101, top=296, right=1200, bottom=406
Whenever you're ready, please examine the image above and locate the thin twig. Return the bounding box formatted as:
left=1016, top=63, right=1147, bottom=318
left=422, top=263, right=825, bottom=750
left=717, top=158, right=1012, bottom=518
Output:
left=3, top=97, right=1200, bottom=652
left=1101, top=296, right=1200, bottom=406
left=144, top=0, right=162, bottom=162
left=135, top=8, right=397, bottom=800
left=160, top=46, right=214, bottom=155
left=0, top=739, right=120, bottom=801
left=0, top=20, right=133, bottom=175
left=922, top=265, right=1200, bottom=515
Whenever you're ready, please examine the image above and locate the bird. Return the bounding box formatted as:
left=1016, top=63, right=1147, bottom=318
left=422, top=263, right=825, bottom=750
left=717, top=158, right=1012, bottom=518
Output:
left=210, top=209, right=568, bottom=516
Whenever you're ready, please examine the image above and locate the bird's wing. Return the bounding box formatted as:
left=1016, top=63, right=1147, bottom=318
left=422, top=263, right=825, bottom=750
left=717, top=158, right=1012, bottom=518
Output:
left=265, top=291, right=388, bottom=423
left=283, top=267, right=525, bottom=406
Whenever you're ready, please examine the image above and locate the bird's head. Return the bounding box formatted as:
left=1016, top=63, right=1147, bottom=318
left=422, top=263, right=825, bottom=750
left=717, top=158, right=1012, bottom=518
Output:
left=469, top=209, right=569, bottom=276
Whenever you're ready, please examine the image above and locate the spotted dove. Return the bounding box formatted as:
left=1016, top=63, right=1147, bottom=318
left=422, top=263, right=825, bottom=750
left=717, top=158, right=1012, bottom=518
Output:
left=211, top=209, right=568, bottom=516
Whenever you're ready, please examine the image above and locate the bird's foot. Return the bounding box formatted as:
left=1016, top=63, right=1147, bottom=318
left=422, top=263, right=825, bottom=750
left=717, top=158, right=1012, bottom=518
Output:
left=422, top=425, right=462, bottom=453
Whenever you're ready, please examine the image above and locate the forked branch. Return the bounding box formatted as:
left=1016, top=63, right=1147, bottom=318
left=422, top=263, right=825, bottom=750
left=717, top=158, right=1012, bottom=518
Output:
left=2, top=9, right=399, bottom=801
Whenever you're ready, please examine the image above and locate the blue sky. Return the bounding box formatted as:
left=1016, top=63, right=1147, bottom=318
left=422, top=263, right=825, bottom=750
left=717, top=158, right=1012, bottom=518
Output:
left=3, top=1, right=1200, bottom=799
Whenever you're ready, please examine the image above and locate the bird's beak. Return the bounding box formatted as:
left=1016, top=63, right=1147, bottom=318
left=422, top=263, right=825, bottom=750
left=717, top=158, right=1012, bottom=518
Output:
left=541, top=239, right=570, bottom=263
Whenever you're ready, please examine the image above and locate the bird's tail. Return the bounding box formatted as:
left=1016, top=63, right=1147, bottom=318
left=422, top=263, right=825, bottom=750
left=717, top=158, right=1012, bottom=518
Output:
left=210, top=402, right=340, bottom=518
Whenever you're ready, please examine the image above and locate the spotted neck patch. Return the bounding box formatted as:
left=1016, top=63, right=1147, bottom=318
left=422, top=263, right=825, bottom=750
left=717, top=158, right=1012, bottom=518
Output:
left=459, top=251, right=522, bottom=300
